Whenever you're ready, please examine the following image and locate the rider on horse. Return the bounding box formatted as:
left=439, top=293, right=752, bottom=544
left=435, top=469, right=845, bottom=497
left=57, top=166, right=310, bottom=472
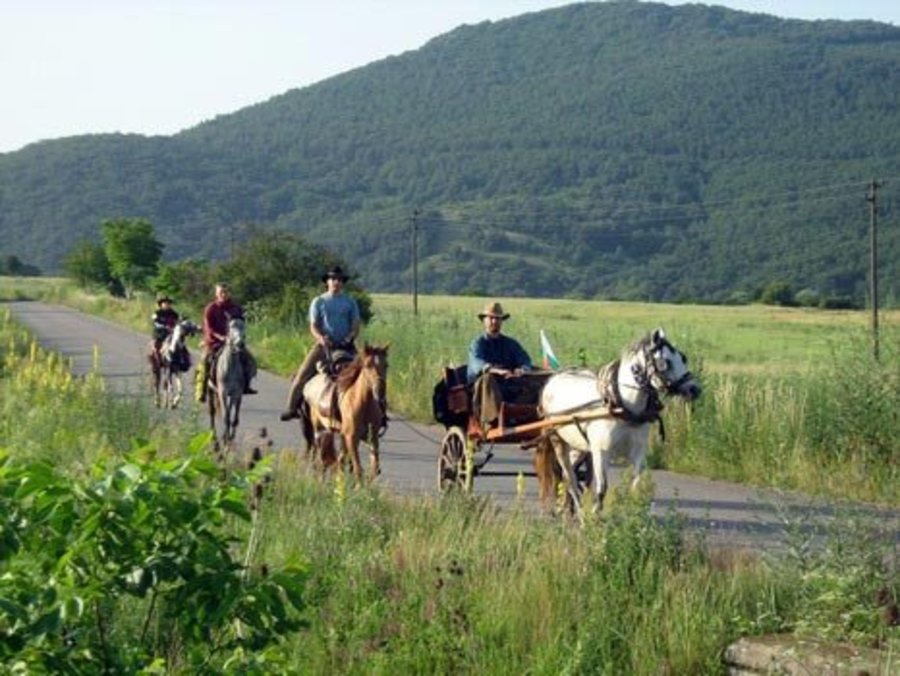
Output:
left=280, top=265, right=361, bottom=421
left=196, top=283, right=258, bottom=401
left=151, top=295, right=179, bottom=355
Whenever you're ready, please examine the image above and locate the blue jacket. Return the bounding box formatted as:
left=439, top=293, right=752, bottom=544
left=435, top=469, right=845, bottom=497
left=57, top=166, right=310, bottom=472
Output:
left=467, top=333, right=533, bottom=383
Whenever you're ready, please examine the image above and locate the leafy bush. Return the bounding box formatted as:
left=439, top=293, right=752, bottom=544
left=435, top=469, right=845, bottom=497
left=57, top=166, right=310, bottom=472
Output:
left=0, top=441, right=308, bottom=672
left=760, top=281, right=797, bottom=307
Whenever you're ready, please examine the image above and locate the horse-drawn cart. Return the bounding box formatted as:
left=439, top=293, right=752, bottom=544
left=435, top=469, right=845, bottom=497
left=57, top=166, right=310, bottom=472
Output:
left=431, top=329, right=701, bottom=512
left=432, top=365, right=592, bottom=494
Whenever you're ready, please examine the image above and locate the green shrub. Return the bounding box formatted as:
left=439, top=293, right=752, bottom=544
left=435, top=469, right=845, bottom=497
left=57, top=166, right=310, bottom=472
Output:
left=0, top=442, right=308, bottom=672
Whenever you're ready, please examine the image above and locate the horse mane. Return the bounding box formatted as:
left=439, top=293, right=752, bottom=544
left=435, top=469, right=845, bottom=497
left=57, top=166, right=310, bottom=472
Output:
left=625, top=333, right=652, bottom=357
left=336, top=357, right=364, bottom=390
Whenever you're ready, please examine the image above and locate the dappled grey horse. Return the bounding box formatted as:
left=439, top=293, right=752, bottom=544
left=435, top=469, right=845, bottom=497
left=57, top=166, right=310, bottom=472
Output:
left=208, top=317, right=246, bottom=449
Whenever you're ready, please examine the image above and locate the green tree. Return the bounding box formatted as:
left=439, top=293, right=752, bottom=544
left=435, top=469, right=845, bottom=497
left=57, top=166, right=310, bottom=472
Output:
left=64, top=241, right=112, bottom=289
left=760, top=281, right=797, bottom=307
left=215, top=230, right=373, bottom=324
left=150, top=259, right=216, bottom=309
left=101, top=218, right=163, bottom=298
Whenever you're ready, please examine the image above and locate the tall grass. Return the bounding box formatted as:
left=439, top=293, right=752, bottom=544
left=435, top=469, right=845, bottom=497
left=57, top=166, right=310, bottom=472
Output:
left=662, top=328, right=899, bottom=503
left=258, top=464, right=897, bottom=673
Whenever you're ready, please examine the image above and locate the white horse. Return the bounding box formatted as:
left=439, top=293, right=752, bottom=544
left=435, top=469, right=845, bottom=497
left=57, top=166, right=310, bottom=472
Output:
left=536, top=328, right=701, bottom=513
left=149, top=319, right=198, bottom=409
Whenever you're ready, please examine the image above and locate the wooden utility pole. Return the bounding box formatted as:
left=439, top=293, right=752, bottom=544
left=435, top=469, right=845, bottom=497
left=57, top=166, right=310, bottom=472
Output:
left=411, top=209, right=420, bottom=316
left=865, top=179, right=881, bottom=360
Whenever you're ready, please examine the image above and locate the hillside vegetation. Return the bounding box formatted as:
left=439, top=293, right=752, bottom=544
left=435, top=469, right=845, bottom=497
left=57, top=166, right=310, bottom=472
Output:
left=1, top=1, right=898, bottom=303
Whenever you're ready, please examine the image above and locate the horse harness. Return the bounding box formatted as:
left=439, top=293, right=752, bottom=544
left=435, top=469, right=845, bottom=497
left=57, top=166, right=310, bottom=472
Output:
left=547, top=342, right=679, bottom=444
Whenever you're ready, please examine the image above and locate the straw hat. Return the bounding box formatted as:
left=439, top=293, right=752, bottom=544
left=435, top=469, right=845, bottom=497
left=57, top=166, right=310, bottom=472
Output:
left=478, top=301, right=510, bottom=320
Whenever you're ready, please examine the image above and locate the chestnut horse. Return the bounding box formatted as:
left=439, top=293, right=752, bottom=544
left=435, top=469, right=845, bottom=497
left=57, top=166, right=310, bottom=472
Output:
left=302, top=344, right=389, bottom=481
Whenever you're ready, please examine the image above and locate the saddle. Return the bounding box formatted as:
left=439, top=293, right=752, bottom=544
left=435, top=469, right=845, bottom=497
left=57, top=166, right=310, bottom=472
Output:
left=304, top=374, right=341, bottom=430
left=304, top=351, right=356, bottom=429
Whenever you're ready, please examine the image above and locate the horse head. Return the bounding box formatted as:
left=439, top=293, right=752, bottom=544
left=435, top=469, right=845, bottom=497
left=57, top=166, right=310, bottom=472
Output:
left=226, top=317, right=246, bottom=352
left=362, top=343, right=390, bottom=410
left=170, top=319, right=198, bottom=348
left=640, top=328, right=701, bottom=401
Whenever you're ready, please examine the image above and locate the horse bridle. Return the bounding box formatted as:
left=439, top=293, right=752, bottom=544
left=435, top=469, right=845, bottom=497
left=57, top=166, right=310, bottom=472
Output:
left=639, top=340, right=694, bottom=397
left=361, top=353, right=389, bottom=437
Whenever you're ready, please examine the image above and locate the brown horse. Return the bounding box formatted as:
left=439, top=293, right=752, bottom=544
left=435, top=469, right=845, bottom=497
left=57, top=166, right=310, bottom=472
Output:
left=302, top=344, right=389, bottom=481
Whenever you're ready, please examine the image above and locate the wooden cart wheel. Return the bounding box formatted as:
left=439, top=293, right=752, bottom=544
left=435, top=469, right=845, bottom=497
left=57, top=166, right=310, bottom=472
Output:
left=438, top=426, right=472, bottom=493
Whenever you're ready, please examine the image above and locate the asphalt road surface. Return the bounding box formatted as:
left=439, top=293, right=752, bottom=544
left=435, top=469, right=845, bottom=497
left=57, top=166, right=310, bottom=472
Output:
left=7, top=300, right=898, bottom=551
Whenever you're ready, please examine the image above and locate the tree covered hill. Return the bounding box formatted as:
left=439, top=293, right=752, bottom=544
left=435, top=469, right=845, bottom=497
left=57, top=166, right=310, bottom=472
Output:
left=1, top=1, right=898, bottom=303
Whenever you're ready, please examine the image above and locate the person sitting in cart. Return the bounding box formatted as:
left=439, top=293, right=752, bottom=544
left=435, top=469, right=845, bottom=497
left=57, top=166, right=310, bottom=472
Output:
left=467, top=301, right=543, bottom=430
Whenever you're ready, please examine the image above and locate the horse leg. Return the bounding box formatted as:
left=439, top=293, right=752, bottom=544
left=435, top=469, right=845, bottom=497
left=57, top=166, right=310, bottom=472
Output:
left=550, top=432, right=583, bottom=515
left=150, top=358, right=161, bottom=408
left=300, top=402, right=316, bottom=460
left=367, top=425, right=380, bottom=481
left=229, top=396, right=242, bottom=443
left=588, top=449, right=610, bottom=513
left=342, top=432, right=363, bottom=481
left=627, top=428, right=650, bottom=493
left=532, top=433, right=561, bottom=508
left=171, top=371, right=182, bottom=408
left=208, top=389, right=220, bottom=450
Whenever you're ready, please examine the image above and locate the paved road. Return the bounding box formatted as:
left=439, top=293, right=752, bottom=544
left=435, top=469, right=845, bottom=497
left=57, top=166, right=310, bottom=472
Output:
left=7, top=300, right=898, bottom=550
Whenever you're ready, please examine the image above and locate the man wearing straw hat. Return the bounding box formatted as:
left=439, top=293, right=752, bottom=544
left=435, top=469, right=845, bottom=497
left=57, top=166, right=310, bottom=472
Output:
left=467, top=301, right=539, bottom=430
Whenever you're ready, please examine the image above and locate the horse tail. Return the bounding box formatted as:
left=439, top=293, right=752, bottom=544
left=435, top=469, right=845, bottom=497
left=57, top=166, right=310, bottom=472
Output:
left=299, top=400, right=315, bottom=456
left=533, top=433, right=562, bottom=505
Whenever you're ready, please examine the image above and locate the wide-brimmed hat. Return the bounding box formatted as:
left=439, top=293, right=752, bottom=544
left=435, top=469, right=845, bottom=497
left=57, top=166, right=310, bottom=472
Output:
left=478, top=301, right=510, bottom=320
left=156, top=295, right=173, bottom=305
left=322, top=265, right=350, bottom=283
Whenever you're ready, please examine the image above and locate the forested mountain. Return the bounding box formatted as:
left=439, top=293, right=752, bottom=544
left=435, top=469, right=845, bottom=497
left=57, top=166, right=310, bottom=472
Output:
left=1, top=1, right=898, bottom=303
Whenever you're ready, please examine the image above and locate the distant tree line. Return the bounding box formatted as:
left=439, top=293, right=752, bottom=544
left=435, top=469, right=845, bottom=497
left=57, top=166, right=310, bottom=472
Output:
left=0, top=255, right=41, bottom=277
left=65, top=219, right=372, bottom=323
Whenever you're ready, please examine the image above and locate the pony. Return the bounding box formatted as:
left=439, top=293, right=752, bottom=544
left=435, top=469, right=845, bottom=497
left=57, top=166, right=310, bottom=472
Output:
left=535, top=328, right=701, bottom=514
left=148, top=318, right=198, bottom=409
left=207, top=317, right=247, bottom=450
left=301, top=344, right=389, bottom=481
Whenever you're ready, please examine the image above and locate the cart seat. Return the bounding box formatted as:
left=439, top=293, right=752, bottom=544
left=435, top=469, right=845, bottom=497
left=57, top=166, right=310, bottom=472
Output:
left=498, top=402, right=541, bottom=428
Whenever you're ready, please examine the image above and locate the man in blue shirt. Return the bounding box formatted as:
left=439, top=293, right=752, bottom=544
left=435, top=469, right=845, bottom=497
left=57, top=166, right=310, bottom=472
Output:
left=467, top=301, right=540, bottom=429
left=280, top=266, right=361, bottom=421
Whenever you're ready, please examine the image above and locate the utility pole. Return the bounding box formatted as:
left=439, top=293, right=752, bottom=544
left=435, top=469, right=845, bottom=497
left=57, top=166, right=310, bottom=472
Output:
left=865, top=179, right=881, bottom=361
left=411, top=209, right=420, bottom=316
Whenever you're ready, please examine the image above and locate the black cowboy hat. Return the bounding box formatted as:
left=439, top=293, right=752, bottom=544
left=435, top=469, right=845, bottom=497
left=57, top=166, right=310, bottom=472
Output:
left=156, top=295, right=173, bottom=305
left=321, top=265, right=351, bottom=283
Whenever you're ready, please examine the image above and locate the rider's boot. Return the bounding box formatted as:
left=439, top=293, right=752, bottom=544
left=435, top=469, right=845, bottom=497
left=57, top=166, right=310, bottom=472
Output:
left=279, top=378, right=302, bottom=421
left=240, top=352, right=257, bottom=394
left=195, top=360, right=207, bottom=403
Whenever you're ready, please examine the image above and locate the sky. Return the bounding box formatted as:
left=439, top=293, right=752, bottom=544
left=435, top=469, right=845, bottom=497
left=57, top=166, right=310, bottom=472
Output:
left=2, top=0, right=899, bottom=154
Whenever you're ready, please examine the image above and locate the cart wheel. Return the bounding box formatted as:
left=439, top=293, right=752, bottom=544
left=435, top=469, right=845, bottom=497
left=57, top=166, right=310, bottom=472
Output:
left=438, top=426, right=471, bottom=493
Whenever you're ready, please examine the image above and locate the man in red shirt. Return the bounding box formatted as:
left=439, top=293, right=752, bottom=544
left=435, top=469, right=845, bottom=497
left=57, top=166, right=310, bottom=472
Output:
left=197, top=283, right=257, bottom=401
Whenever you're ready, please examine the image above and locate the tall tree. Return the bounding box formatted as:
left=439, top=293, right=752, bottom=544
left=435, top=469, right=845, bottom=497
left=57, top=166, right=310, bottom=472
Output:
left=64, top=241, right=111, bottom=289
left=101, top=218, right=163, bottom=298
